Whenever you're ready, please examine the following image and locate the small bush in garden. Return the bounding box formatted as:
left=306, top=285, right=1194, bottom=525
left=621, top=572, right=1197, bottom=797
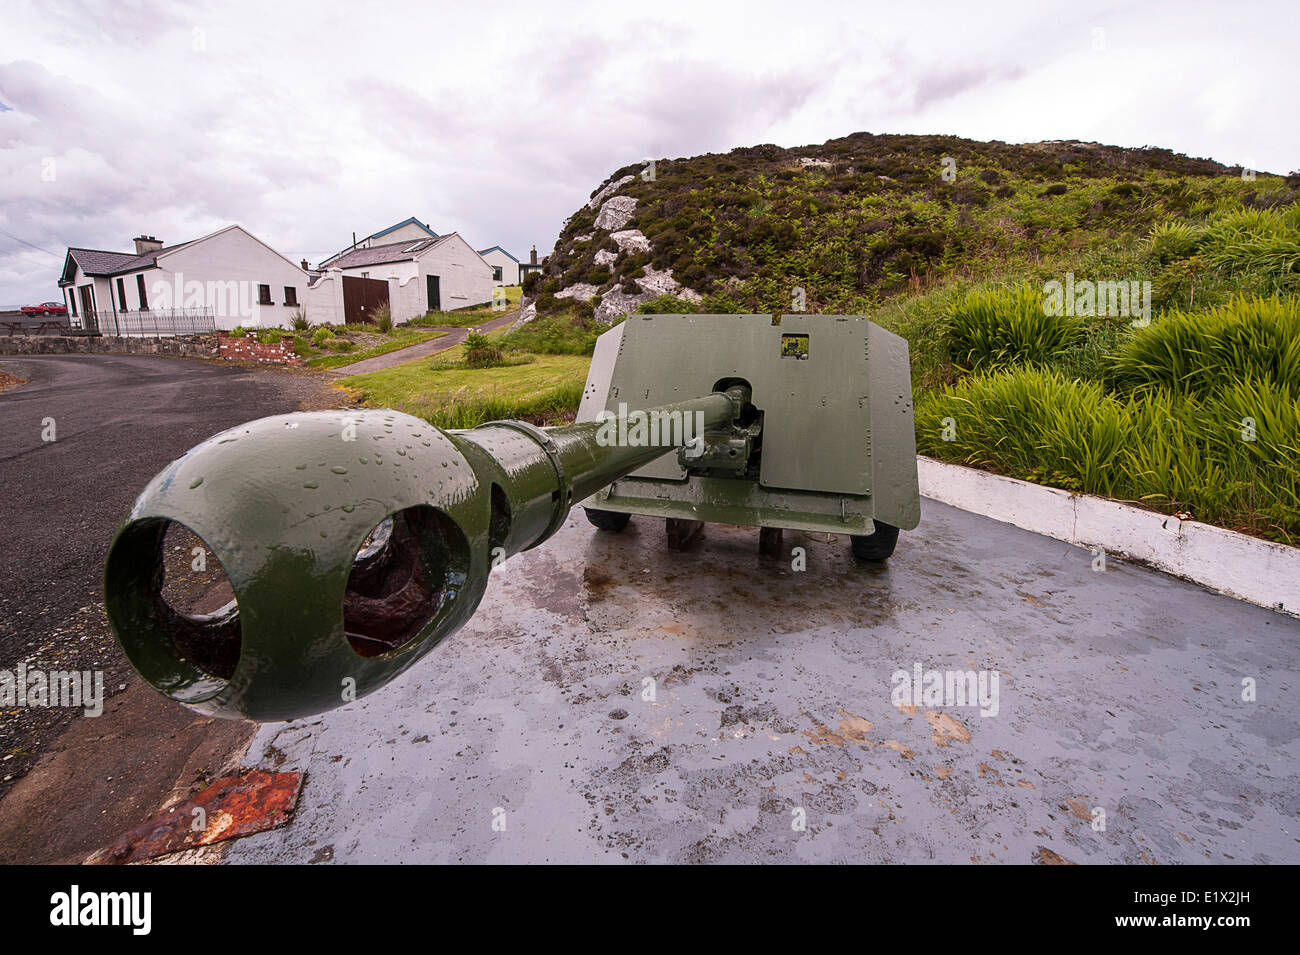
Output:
left=293, top=335, right=310, bottom=357
left=329, top=338, right=354, bottom=352
left=312, top=327, right=332, bottom=345
left=289, top=310, right=312, bottom=331
left=229, top=326, right=248, bottom=337
left=258, top=328, right=284, bottom=344
left=462, top=330, right=504, bottom=367
left=372, top=304, right=394, bottom=334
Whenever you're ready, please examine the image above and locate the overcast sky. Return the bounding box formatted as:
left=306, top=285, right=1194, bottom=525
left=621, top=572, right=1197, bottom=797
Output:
left=0, top=0, right=1295, bottom=306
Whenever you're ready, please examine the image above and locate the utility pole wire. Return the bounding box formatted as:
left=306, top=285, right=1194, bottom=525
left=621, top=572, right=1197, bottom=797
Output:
left=0, top=230, right=61, bottom=258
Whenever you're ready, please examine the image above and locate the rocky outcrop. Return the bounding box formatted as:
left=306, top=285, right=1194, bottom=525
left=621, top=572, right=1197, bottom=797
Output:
left=556, top=282, right=599, bottom=303
left=593, top=268, right=701, bottom=324
left=594, top=195, right=637, bottom=231
left=586, top=174, right=635, bottom=210
left=609, top=229, right=651, bottom=254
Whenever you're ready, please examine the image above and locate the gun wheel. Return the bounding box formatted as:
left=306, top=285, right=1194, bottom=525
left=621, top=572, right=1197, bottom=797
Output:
left=584, top=507, right=631, bottom=532
left=850, top=522, right=899, bottom=562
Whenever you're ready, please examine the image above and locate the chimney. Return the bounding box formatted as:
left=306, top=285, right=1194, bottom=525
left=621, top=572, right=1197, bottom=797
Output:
left=133, top=235, right=163, bottom=254
left=530, top=244, right=537, bottom=265
left=301, top=259, right=310, bottom=270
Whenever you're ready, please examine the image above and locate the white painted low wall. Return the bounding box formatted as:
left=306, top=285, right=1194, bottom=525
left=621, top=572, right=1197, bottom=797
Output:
left=917, top=456, right=1299, bottom=617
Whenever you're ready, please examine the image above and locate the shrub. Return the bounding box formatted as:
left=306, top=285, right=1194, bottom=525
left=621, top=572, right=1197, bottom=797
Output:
left=258, top=328, right=284, bottom=343
left=229, top=326, right=248, bottom=338
left=944, top=285, right=1082, bottom=374
left=328, top=338, right=354, bottom=352
left=289, top=310, right=312, bottom=331
left=371, top=304, right=394, bottom=334
left=462, top=330, right=504, bottom=368
left=293, top=335, right=310, bottom=358
left=1110, top=296, right=1300, bottom=398
left=522, top=272, right=541, bottom=295
left=312, top=327, right=332, bottom=346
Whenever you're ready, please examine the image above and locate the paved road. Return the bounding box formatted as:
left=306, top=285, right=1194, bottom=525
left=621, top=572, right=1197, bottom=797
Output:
left=0, top=355, right=342, bottom=857
left=0, top=355, right=333, bottom=660
left=226, top=501, right=1300, bottom=865
left=336, top=310, right=521, bottom=376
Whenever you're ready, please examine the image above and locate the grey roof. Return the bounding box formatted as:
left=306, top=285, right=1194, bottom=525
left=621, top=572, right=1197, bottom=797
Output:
left=325, top=233, right=455, bottom=270
left=69, top=246, right=178, bottom=274
left=63, top=241, right=192, bottom=283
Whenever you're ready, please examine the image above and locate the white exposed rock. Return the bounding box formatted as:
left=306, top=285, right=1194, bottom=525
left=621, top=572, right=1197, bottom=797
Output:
left=591, top=267, right=702, bottom=324
left=556, top=282, right=599, bottom=302
left=798, top=157, right=832, bottom=168
left=593, top=248, right=618, bottom=266
left=638, top=266, right=701, bottom=301
left=509, top=299, right=538, bottom=331
left=594, top=288, right=647, bottom=324
left=574, top=233, right=593, bottom=242
left=609, top=229, right=651, bottom=254
left=586, top=174, right=635, bottom=210
left=594, top=195, right=637, bottom=231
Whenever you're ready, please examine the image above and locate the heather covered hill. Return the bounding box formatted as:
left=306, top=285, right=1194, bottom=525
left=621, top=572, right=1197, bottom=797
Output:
left=526, top=132, right=1295, bottom=320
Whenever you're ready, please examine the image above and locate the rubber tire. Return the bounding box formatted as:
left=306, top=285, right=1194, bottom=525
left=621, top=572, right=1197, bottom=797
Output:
left=850, top=522, right=900, bottom=562
left=584, top=507, right=631, bottom=532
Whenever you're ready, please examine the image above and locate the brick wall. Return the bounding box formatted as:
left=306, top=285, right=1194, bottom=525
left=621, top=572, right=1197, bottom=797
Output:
left=216, top=333, right=303, bottom=366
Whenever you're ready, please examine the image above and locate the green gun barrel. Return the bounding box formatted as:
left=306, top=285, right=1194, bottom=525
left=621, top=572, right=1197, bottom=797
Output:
left=104, top=388, right=745, bottom=722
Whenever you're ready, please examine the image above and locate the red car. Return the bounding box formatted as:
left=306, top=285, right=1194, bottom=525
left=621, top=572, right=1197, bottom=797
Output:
left=20, top=301, right=68, bottom=316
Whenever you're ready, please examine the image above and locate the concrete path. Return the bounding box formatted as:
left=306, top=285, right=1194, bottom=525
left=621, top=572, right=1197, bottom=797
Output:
left=225, top=501, right=1300, bottom=865
left=333, top=310, right=520, bottom=376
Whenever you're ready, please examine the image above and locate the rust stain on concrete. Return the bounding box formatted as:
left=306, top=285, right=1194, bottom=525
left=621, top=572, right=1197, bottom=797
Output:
left=924, top=710, right=972, bottom=747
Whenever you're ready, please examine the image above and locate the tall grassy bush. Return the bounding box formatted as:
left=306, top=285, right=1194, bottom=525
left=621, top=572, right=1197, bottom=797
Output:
left=916, top=367, right=1300, bottom=543
left=1110, top=296, right=1300, bottom=397
left=944, top=285, right=1083, bottom=373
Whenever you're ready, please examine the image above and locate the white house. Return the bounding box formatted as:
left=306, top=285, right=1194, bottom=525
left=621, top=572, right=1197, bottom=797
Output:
left=477, top=246, right=520, bottom=286
left=305, top=231, right=494, bottom=324
left=319, top=217, right=438, bottom=267
left=59, top=226, right=311, bottom=333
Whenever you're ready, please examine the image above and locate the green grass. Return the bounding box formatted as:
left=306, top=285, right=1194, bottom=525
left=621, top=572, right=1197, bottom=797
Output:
left=305, top=327, right=445, bottom=369
left=340, top=353, right=590, bottom=428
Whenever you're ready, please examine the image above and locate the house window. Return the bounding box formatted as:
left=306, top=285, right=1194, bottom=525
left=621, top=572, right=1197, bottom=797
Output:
left=117, top=277, right=129, bottom=312
left=136, top=274, right=148, bottom=310
left=492, top=266, right=502, bottom=282
left=258, top=284, right=272, bottom=305
left=67, top=289, right=77, bottom=318
left=284, top=286, right=298, bottom=306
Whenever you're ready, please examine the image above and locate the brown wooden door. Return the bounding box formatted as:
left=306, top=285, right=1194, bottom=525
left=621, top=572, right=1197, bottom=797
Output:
left=79, top=285, right=98, bottom=331
left=342, top=276, right=389, bottom=324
